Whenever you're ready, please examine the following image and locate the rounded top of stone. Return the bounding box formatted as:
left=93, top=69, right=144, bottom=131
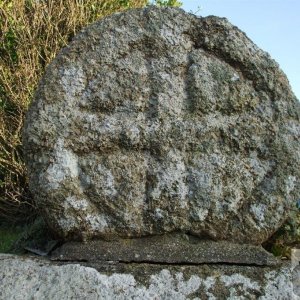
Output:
left=23, top=6, right=300, bottom=244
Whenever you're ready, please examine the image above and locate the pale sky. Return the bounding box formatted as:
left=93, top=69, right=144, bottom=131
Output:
left=181, top=0, right=300, bottom=100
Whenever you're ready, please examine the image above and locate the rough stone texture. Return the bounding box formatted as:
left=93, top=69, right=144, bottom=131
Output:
left=23, top=6, right=300, bottom=243
left=0, top=254, right=299, bottom=299
left=51, top=233, right=280, bottom=266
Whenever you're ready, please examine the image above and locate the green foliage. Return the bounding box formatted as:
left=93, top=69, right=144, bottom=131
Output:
left=2, top=28, right=18, bottom=64
left=151, top=0, right=182, bottom=7
left=0, top=225, right=23, bottom=253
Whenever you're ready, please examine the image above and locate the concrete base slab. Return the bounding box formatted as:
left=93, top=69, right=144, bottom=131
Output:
left=0, top=254, right=299, bottom=299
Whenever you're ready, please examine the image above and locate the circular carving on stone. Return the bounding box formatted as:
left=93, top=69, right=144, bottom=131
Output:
left=23, top=7, right=300, bottom=243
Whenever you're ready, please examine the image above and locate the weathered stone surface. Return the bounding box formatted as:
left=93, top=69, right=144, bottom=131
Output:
left=51, top=233, right=280, bottom=266
left=23, top=6, right=300, bottom=243
left=0, top=254, right=298, bottom=299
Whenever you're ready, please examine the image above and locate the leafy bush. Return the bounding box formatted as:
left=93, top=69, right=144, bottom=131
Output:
left=151, top=0, right=182, bottom=7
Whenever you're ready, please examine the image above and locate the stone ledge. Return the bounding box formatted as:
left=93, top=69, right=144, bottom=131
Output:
left=51, top=233, right=280, bottom=267
left=1, top=254, right=299, bottom=299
